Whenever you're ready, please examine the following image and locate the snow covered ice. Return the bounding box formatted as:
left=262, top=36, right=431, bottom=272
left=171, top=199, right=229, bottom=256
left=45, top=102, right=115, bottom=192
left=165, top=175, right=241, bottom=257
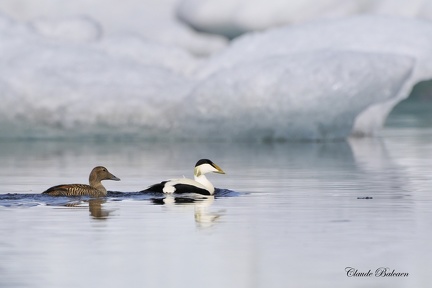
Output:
left=1, top=1, right=432, bottom=141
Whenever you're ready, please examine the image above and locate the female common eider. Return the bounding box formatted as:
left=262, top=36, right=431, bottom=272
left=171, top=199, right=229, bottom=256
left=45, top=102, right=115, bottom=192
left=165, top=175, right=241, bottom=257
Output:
left=142, top=159, right=225, bottom=196
left=42, top=166, right=120, bottom=197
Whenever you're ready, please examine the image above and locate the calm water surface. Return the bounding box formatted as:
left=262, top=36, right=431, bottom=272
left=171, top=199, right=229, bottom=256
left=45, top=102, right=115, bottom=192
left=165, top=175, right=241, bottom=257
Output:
left=1, top=109, right=432, bottom=288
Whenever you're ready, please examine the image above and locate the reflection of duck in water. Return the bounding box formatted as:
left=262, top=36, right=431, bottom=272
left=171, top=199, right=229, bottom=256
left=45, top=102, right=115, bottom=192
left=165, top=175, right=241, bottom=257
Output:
left=42, top=166, right=120, bottom=197
left=61, top=198, right=113, bottom=219
left=151, top=195, right=223, bottom=228
left=194, top=197, right=223, bottom=228
left=142, top=159, right=225, bottom=195
left=88, top=198, right=112, bottom=219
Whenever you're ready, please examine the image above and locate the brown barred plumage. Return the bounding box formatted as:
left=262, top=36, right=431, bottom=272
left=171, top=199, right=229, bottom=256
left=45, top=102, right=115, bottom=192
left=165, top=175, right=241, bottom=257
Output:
left=42, top=166, right=120, bottom=197
left=43, top=184, right=106, bottom=197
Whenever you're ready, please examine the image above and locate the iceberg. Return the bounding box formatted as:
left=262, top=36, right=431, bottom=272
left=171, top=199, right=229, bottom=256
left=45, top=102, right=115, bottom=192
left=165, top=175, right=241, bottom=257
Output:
left=177, top=51, right=413, bottom=141
left=0, top=12, right=431, bottom=141
left=0, top=13, right=194, bottom=139
left=197, top=16, right=432, bottom=137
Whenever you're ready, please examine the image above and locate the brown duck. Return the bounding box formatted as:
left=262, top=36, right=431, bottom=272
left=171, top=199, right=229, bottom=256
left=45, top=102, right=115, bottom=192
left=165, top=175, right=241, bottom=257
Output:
left=42, top=166, right=120, bottom=197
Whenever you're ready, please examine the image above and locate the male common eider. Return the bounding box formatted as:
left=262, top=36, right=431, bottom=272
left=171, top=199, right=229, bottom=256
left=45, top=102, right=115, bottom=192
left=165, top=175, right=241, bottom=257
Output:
left=42, top=166, right=120, bottom=197
left=143, top=159, right=225, bottom=195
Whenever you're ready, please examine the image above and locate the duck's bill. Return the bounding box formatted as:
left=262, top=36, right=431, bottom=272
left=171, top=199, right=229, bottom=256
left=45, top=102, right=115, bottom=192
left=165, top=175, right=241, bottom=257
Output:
left=212, top=163, right=225, bottom=174
left=109, top=174, right=121, bottom=181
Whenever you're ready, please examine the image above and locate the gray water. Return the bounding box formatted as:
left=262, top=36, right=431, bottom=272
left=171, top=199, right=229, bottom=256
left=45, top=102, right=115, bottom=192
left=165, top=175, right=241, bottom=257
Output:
left=1, top=103, right=431, bottom=288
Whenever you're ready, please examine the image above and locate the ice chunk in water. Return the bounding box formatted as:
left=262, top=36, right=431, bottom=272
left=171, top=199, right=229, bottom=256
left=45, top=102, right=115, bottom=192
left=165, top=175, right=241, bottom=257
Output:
left=176, top=51, right=413, bottom=140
